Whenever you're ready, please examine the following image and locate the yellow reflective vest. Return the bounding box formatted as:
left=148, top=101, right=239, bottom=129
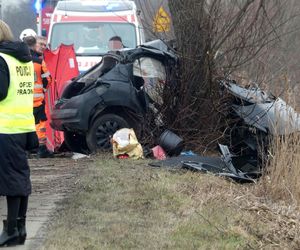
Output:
left=0, top=52, right=35, bottom=134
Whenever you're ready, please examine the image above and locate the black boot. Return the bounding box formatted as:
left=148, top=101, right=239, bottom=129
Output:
left=17, top=218, right=26, bottom=244
left=37, top=145, right=54, bottom=158
left=0, top=220, right=19, bottom=247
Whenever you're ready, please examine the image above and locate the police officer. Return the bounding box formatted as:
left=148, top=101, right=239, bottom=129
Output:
left=0, top=21, right=37, bottom=247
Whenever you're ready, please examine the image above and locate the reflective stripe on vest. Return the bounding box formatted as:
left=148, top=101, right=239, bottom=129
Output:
left=41, top=71, right=50, bottom=78
left=34, top=83, right=43, bottom=89
left=34, top=93, right=44, bottom=98
left=0, top=52, right=35, bottom=134
left=34, top=83, right=44, bottom=99
left=33, top=61, right=44, bottom=107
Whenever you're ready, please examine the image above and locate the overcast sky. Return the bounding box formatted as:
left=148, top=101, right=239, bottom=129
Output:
left=2, top=0, right=36, bottom=40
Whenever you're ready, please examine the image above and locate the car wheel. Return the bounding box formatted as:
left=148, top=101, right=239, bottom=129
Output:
left=86, top=114, right=130, bottom=152
left=64, top=131, right=90, bottom=154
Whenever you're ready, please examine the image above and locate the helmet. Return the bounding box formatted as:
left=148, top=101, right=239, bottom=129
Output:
left=19, top=29, right=37, bottom=41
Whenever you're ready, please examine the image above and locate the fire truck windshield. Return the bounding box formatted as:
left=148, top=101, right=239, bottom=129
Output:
left=50, top=22, right=137, bottom=54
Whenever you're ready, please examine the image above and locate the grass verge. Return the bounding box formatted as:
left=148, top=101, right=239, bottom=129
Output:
left=42, top=154, right=300, bottom=250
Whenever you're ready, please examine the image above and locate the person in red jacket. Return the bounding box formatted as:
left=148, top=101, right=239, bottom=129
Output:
left=23, top=35, right=53, bottom=158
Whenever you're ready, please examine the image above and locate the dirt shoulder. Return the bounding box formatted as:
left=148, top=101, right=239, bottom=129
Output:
left=0, top=153, right=91, bottom=250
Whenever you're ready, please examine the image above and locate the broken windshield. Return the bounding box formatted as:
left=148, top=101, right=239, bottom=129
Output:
left=50, top=22, right=137, bottom=55
left=133, top=57, right=166, bottom=104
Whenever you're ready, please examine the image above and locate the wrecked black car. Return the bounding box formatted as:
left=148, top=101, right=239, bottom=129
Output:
left=50, top=40, right=177, bottom=153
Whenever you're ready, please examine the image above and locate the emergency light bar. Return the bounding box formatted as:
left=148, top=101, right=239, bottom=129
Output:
left=56, top=0, right=134, bottom=12
left=34, top=0, right=41, bottom=13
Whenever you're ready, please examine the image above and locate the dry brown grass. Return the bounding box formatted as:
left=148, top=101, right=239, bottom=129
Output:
left=258, top=132, right=300, bottom=204
left=249, top=89, right=300, bottom=248
left=255, top=81, right=300, bottom=205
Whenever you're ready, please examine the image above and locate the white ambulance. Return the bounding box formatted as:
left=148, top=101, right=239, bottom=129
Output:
left=48, top=0, right=145, bottom=72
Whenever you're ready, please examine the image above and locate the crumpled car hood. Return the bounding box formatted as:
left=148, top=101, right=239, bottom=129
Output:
left=222, top=80, right=300, bottom=135
left=232, top=98, right=300, bottom=135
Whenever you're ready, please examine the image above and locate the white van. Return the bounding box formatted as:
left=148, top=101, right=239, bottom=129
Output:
left=48, top=0, right=145, bottom=72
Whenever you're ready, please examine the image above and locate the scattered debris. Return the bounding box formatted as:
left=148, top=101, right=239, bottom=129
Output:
left=180, top=150, right=197, bottom=156
left=151, top=145, right=167, bottom=160
left=71, top=152, right=90, bottom=160
left=158, top=129, right=184, bottom=156
left=150, top=144, right=254, bottom=183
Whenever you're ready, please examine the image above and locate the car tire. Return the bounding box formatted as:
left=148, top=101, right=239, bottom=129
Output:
left=86, top=114, right=131, bottom=152
left=64, top=131, right=90, bottom=154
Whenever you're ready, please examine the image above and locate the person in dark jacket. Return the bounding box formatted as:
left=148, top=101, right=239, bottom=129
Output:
left=0, top=20, right=37, bottom=247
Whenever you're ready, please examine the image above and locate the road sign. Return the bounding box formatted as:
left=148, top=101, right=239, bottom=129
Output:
left=153, top=6, right=171, bottom=33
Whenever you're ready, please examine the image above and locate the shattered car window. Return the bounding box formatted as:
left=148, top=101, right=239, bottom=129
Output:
left=133, top=57, right=166, bottom=104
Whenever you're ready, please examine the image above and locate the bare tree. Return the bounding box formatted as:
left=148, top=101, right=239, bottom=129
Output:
left=159, top=0, right=295, bottom=152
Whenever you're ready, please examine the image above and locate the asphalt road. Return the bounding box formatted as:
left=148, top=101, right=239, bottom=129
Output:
left=0, top=153, right=89, bottom=249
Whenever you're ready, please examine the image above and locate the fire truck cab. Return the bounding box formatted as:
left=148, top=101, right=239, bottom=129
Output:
left=48, top=0, right=145, bottom=72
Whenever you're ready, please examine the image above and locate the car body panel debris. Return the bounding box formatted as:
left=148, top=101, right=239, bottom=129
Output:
left=222, top=80, right=300, bottom=135
left=150, top=144, right=255, bottom=183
